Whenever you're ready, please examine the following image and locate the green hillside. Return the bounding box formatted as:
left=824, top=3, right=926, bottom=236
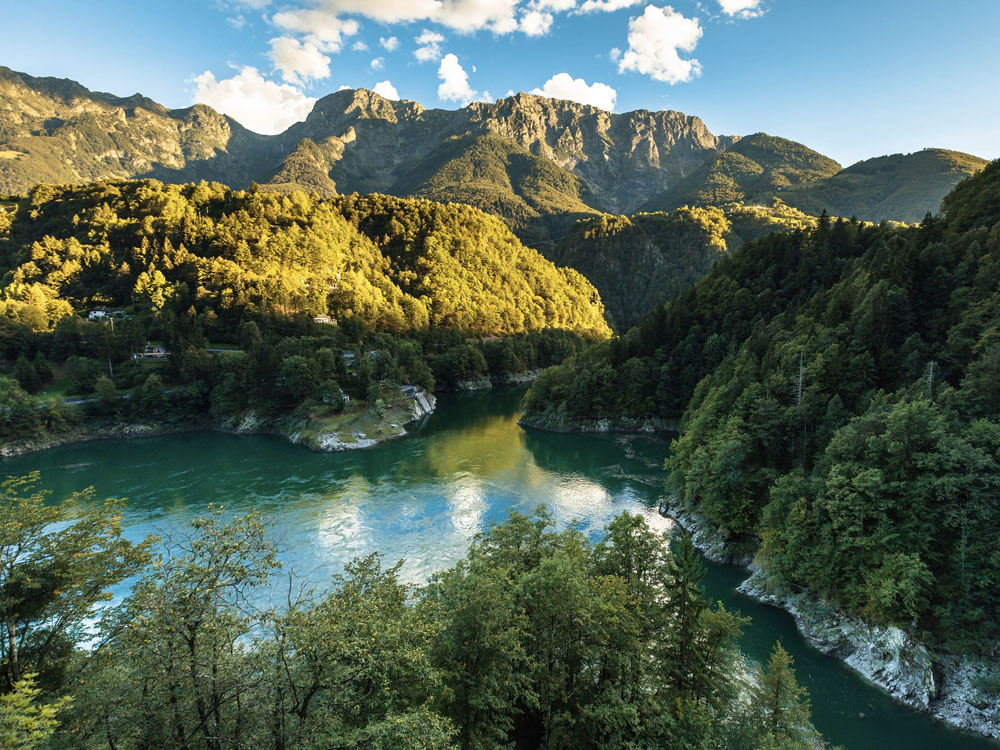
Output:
left=644, top=133, right=842, bottom=210
left=392, top=133, right=602, bottom=243
left=554, top=202, right=818, bottom=330
left=524, top=161, right=1000, bottom=648
left=0, top=180, right=610, bottom=339
left=780, top=148, right=989, bottom=223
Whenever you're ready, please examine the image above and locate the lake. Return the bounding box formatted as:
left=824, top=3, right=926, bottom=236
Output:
left=3, top=387, right=995, bottom=749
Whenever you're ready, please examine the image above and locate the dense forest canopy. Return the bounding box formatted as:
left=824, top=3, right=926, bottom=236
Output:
left=0, top=181, right=608, bottom=447
left=554, top=202, right=818, bottom=330
left=0, top=180, right=610, bottom=339
left=524, top=160, right=1000, bottom=649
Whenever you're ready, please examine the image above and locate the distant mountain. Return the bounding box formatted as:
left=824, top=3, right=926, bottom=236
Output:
left=0, top=66, right=275, bottom=189
left=776, top=149, right=990, bottom=224
left=0, top=65, right=988, bottom=234
left=642, top=133, right=843, bottom=211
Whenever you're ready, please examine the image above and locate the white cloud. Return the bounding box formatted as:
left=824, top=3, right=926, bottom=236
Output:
left=352, top=39, right=369, bottom=51
left=370, top=57, right=384, bottom=69
left=437, top=53, right=477, bottom=103
left=535, top=0, right=576, bottom=10
left=717, top=0, right=764, bottom=18
left=268, top=37, right=331, bottom=84
left=414, top=29, right=445, bottom=62
left=379, top=35, right=400, bottom=50
left=372, top=80, right=400, bottom=99
left=530, top=72, right=617, bottom=110
left=609, top=46, right=621, bottom=61
left=272, top=8, right=359, bottom=51
left=578, top=0, right=641, bottom=11
left=519, top=9, right=553, bottom=35
left=191, top=67, right=315, bottom=135
left=618, top=5, right=702, bottom=84
left=274, top=0, right=521, bottom=35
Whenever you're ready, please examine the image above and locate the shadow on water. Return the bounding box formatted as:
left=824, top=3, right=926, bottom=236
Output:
left=2, top=386, right=996, bottom=749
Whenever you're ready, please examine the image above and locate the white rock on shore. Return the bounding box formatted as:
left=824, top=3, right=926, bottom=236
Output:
left=662, top=500, right=1000, bottom=741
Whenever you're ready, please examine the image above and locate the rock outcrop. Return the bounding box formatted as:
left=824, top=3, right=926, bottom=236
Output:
left=662, top=501, right=1000, bottom=741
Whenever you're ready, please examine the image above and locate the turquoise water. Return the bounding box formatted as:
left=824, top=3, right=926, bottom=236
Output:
left=3, top=388, right=995, bottom=749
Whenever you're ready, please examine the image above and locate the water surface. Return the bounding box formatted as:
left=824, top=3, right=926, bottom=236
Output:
left=3, top=388, right=995, bottom=750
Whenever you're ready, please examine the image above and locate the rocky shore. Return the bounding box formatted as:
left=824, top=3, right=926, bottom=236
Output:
left=450, top=368, right=546, bottom=391
left=661, top=499, right=1000, bottom=742
left=518, top=411, right=678, bottom=434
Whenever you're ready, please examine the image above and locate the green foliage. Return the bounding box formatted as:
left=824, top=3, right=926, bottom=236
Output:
left=526, top=159, right=1000, bottom=647
left=2, top=489, right=822, bottom=750
left=554, top=202, right=819, bottom=331
left=0, top=179, right=608, bottom=444
left=749, top=643, right=817, bottom=749
left=0, top=673, right=69, bottom=750
left=0, top=180, right=611, bottom=340
left=0, top=473, right=152, bottom=692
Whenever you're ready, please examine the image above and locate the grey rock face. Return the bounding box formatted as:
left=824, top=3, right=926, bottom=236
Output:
left=0, top=69, right=731, bottom=213
left=662, top=499, right=1000, bottom=741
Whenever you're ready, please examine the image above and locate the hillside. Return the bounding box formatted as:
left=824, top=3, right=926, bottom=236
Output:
left=1, top=65, right=984, bottom=236
left=392, top=132, right=602, bottom=243
left=553, top=201, right=818, bottom=330
left=778, top=148, right=990, bottom=223
left=0, top=180, right=611, bottom=339
left=0, top=66, right=275, bottom=189
left=643, top=133, right=842, bottom=210
left=522, top=161, right=1000, bottom=666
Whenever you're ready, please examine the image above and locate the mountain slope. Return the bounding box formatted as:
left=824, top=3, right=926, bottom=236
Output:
left=0, top=180, right=611, bottom=339
left=0, top=65, right=988, bottom=234
left=0, top=66, right=274, bottom=190
left=392, top=133, right=602, bottom=243
left=778, top=148, right=989, bottom=223
left=643, top=133, right=843, bottom=210
left=553, top=202, right=818, bottom=330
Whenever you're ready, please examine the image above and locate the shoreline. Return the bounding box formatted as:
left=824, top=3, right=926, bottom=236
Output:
left=660, top=499, right=1000, bottom=743
left=517, top=412, right=679, bottom=434
left=1, top=392, right=437, bottom=460
left=519, top=413, right=1000, bottom=743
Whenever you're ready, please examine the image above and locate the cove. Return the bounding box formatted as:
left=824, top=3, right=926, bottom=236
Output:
left=2, top=387, right=995, bottom=750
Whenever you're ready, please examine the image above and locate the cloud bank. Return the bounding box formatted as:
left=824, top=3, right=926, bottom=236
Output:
left=191, top=67, right=316, bottom=134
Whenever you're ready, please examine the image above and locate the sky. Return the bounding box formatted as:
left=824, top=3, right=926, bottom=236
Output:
left=1, top=0, right=998, bottom=166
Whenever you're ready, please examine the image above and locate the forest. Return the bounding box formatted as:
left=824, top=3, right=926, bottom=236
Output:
left=523, top=160, right=1000, bottom=650
left=1, top=475, right=824, bottom=750
left=0, top=181, right=609, bottom=444
left=552, top=201, right=818, bottom=331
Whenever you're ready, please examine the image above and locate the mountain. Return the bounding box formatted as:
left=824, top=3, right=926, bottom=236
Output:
left=777, top=148, right=990, bottom=223
left=0, top=65, right=988, bottom=235
left=642, top=133, right=843, bottom=210
left=0, top=66, right=275, bottom=189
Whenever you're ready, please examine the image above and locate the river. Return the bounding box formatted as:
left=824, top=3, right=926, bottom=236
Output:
left=2, top=387, right=995, bottom=749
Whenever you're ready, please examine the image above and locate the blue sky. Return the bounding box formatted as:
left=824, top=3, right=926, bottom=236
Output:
left=2, top=0, right=998, bottom=165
